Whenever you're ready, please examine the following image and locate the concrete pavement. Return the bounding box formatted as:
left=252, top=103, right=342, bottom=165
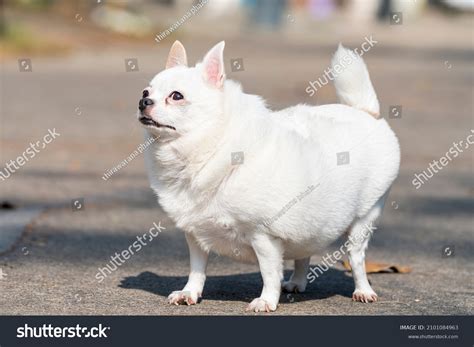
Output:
left=0, top=17, right=473, bottom=315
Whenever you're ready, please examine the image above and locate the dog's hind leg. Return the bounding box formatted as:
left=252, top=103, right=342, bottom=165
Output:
left=282, top=257, right=310, bottom=293
left=347, top=196, right=386, bottom=303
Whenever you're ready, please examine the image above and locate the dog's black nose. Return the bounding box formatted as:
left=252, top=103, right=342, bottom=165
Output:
left=139, top=98, right=154, bottom=112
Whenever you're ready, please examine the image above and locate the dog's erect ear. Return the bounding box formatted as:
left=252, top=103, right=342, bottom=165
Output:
left=166, top=41, right=188, bottom=69
left=202, top=41, right=226, bottom=89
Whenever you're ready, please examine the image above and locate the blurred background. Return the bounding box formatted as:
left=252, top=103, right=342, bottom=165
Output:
left=0, top=0, right=473, bottom=315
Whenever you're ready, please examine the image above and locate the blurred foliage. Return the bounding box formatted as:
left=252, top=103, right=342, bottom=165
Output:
left=1, top=21, right=33, bottom=45
left=9, top=0, right=55, bottom=10
left=0, top=21, right=70, bottom=58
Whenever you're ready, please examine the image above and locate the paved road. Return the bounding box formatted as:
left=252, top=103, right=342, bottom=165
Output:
left=0, top=18, right=473, bottom=315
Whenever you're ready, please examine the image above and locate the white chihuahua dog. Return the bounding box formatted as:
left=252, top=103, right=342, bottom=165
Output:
left=138, top=41, right=400, bottom=312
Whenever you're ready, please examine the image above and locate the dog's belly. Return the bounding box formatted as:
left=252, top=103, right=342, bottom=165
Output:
left=282, top=236, right=339, bottom=259
left=192, top=227, right=258, bottom=263
left=166, top=203, right=337, bottom=262
left=190, top=224, right=334, bottom=262
left=159, top=193, right=329, bottom=262
left=192, top=225, right=337, bottom=262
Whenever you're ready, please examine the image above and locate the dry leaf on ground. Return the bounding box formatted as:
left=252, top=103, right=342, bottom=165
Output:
left=341, top=260, right=412, bottom=274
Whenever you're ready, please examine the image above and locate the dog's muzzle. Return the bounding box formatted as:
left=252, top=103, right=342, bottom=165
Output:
left=138, top=97, right=154, bottom=112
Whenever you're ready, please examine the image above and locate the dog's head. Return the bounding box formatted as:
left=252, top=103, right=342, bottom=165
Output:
left=137, top=41, right=226, bottom=140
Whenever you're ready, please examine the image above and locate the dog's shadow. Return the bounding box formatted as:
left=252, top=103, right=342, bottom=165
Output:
left=119, top=269, right=354, bottom=302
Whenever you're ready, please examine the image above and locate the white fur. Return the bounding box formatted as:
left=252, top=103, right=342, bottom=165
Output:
left=332, top=44, right=380, bottom=117
left=140, top=42, right=400, bottom=312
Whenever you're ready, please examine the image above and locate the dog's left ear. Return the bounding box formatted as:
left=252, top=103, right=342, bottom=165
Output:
left=166, top=41, right=188, bottom=69
left=202, top=41, right=226, bottom=89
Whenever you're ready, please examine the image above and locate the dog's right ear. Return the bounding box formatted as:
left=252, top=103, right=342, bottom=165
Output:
left=166, top=41, right=188, bottom=69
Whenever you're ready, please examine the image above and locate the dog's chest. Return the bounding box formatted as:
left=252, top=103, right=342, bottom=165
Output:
left=156, top=181, right=256, bottom=254
left=146, top=141, right=256, bottom=257
left=157, top=186, right=216, bottom=227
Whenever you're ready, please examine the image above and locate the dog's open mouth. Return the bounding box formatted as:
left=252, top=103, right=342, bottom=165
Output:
left=139, top=117, right=176, bottom=131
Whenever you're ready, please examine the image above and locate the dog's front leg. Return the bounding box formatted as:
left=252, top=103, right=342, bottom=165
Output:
left=246, top=233, right=283, bottom=312
left=168, top=232, right=208, bottom=305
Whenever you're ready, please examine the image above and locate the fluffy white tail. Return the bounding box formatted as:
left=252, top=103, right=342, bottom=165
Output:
left=331, top=44, right=380, bottom=118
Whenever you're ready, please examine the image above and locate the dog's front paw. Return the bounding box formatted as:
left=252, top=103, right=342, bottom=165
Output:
left=282, top=280, right=307, bottom=293
left=168, top=290, right=200, bottom=306
left=352, top=289, right=378, bottom=303
left=246, top=298, right=277, bottom=313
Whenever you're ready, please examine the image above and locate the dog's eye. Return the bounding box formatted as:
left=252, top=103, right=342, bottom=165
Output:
left=169, top=91, right=184, bottom=101
left=142, top=90, right=149, bottom=98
